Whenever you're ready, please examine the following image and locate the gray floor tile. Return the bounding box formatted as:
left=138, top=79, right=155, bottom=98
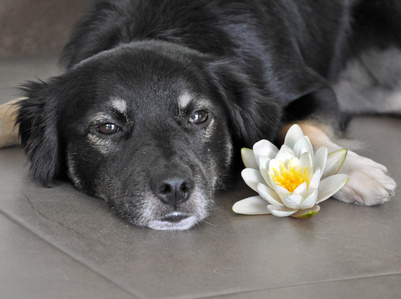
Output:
left=0, top=213, right=135, bottom=299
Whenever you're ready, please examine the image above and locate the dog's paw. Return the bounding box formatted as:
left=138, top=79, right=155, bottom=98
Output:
left=0, top=98, right=22, bottom=148
left=333, top=151, right=396, bottom=206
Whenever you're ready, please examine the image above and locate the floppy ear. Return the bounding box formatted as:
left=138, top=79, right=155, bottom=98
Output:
left=16, top=80, right=64, bottom=186
left=207, top=59, right=342, bottom=147
left=206, top=61, right=282, bottom=147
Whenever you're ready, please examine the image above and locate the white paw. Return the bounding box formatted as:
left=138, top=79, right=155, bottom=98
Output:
left=333, top=151, right=396, bottom=205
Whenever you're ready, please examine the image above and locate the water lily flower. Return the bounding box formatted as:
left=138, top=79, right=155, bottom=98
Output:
left=232, top=124, right=349, bottom=218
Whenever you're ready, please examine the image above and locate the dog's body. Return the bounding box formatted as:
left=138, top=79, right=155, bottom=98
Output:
left=0, top=0, right=399, bottom=229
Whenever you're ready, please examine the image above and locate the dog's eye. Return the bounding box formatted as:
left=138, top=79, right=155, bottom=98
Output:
left=189, top=110, right=208, bottom=124
left=97, top=123, right=120, bottom=135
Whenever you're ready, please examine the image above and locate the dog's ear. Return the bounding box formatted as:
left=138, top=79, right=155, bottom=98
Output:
left=206, top=61, right=282, bottom=146
left=261, top=58, right=340, bottom=124
left=16, top=80, right=64, bottom=186
left=207, top=59, right=339, bottom=147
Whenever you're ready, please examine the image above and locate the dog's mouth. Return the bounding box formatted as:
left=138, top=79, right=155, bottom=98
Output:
left=162, top=211, right=189, bottom=223
left=147, top=212, right=199, bottom=231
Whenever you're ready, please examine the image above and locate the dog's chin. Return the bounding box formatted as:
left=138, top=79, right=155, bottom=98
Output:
left=147, top=212, right=200, bottom=231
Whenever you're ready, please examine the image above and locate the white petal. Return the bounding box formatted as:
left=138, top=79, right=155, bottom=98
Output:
left=313, top=147, right=328, bottom=173
left=275, top=145, right=295, bottom=160
left=259, top=157, right=273, bottom=188
left=299, top=151, right=313, bottom=169
left=272, top=182, right=292, bottom=199
left=268, top=205, right=298, bottom=217
left=288, top=157, right=301, bottom=168
left=232, top=196, right=270, bottom=215
left=268, top=159, right=282, bottom=187
left=241, top=168, right=265, bottom=192
left=309, top=168, right=323, bottom=190
left=253, top=139, right=278, bottom=166
left=293, top=136, right=313, bottom=158
left=259, top=156, right=271, bottom=172
left=317, top=174, right=349, bottom=203
left=275, top=151, right=296, bottom=162
left=281, top=193, right=303, bottom=209
left=279, top=144, right=296, bottom=155
left=323, top=148, right=348, bottom=177
left=257, top=183, right=283, bottom=206
left=284, top=124, right=304, bottom=148
left=241, top=148, right=258, bottom=169
left=293, top=181, right=308, bottom=197
left=269, top=159, right=282, bottom=175
left=300, top=189, right=318, bottom=209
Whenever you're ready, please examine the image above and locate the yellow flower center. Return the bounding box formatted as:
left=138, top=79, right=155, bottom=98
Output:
left=271, top=161, right=310, bottom=193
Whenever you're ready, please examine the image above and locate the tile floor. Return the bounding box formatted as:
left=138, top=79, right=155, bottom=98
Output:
left=1, top=57, right=400, bottom=298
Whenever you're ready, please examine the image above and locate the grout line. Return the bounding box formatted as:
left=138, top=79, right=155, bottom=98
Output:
left=191, top=272, right=401, bottom=299
left=0, top=209, right=140, bottom=299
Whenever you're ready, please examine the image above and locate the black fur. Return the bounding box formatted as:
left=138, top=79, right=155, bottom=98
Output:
left=16, top=0, right=401, bottom=229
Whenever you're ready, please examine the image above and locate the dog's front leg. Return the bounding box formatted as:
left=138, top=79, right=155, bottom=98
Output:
left=282, top=121, right=396, bottom=206
left=0, top=98, right=25, bottom=148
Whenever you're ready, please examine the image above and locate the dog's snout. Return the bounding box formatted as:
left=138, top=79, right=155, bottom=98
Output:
left=151, top=171, right=193, bottom=206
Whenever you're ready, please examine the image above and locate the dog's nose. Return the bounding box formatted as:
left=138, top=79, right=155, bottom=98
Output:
left=150, top=172, right=193, bottom=206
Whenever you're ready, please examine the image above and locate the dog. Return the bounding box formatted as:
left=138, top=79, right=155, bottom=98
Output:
left=0, top=0, right=398, bottom=230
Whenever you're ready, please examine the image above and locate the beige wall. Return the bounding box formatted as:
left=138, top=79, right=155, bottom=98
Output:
left=0, top=0, right=89, bottom=56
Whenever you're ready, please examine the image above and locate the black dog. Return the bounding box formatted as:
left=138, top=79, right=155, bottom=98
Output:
left=2, top=0, right=399, bottom=229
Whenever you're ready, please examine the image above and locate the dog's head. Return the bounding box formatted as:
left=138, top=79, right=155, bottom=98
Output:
left=17, top=41, right=281, bottom=230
